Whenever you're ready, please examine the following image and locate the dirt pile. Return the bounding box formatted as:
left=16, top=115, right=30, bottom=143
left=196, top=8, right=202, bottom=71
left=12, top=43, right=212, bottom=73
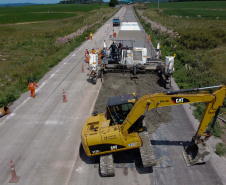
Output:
left=94, top=73, right=173, bottom=134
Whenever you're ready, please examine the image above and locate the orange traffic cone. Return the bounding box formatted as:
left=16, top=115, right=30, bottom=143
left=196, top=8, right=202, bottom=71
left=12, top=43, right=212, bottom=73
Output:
left=63, top=89, right=67, bottom=102
left=9, top=160, right=20, bottom=183
left=82, top=64, right=84, bottom=73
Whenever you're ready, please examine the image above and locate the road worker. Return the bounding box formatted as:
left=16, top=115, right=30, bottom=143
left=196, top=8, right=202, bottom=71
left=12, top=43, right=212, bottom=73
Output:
left=109, top=42, right=117, bottom=59
left=90, top=32, right=93, bottom=40
left=98, top=50, right=102, bottom=64
left=90, top=48, right=96, bottom=54
left=86, top=51, right=89, bottom=64
left=85, top=48, right=88, bottom=56
left=147, top=35, right=150, bottom=43
left=28, top=79, right=38, bottom=98
left=103, top=40, right=106, bottom=50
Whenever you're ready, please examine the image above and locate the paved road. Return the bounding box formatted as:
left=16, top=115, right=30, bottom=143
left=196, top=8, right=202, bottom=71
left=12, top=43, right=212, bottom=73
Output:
left=0, top=6, right=224, bottom=185
left=0, top=8, right=125, bottom=185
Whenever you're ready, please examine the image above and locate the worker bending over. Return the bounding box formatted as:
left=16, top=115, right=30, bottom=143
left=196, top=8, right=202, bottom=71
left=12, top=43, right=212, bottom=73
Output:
left=28, top=79, right=38, bottom=98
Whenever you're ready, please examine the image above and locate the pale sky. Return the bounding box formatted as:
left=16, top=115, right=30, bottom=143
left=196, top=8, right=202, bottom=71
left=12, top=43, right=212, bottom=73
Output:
left=0, top=0, right=60, bottom=4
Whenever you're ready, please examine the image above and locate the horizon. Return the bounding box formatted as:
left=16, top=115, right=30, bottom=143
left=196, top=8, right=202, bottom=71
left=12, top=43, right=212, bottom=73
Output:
left=0, top=0, right=112, bottom=4
left=0, top=0, right=60, bottom=4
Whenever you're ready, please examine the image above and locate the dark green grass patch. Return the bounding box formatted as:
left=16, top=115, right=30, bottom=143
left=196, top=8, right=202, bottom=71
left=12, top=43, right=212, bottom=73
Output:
left=163, top=9, right=226, bottom=20
left=0, top=12, right=77, bottom=24
left=0, top=4, right=107, bottom=24
left=148, top=1, right=226, bottom=9
left=216, top=143, right=226, bottom=156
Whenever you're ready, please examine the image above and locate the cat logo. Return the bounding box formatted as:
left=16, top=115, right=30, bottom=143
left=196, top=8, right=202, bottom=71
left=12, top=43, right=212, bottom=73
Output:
left=171, top=97, right=190, bottom=104
left=110, top=145, right=117, bottom=150
left=92, top=150, right=100, bottom=154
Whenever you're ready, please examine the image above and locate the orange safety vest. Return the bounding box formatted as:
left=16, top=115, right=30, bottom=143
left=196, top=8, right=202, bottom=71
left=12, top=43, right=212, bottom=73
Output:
left=28, top=82, right=37, bottom=90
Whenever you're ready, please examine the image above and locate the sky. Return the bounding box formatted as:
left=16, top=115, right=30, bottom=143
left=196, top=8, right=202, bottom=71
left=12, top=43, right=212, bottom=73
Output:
left=0, top=0, right=60, bottom=4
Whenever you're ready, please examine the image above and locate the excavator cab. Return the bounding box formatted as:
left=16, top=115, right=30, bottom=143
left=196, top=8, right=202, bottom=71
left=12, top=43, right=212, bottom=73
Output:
left=106, top=94, right=135, bottom=125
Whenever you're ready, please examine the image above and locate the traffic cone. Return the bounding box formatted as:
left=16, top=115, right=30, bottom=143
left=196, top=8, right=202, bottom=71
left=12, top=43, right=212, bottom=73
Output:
left=9, top=160, right=20, bottom=183
left=63, top=89, right=67, bottom=103
left=82, top=64, right=84, bottom=73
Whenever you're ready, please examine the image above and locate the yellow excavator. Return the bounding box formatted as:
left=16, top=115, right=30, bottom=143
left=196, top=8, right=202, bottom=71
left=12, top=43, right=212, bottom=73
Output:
left=81, top=85, right=226, bottom=176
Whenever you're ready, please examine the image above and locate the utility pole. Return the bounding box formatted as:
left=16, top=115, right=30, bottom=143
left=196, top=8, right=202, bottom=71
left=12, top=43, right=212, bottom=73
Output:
left=158, top=0, right=159, bottom=9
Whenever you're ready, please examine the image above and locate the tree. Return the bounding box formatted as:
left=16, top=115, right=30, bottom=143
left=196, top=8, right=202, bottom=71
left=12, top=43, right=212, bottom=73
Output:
left=109, top=0, right=118, bottom=7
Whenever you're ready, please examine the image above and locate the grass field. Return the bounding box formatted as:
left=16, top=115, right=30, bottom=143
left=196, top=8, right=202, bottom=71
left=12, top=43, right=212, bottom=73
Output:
left=0, top=4, right=117, bottom=107
left=135, top=2, right=226, bottom=154
left=0, top=4, right=108, bottom=24
left=148, top=1, right=226, bottom=9
left=148, top=1, right=226, bottom=20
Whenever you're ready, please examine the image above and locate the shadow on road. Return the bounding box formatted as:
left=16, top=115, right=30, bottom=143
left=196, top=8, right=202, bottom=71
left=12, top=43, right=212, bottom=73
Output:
left=79, top=143, right=98, bottom=164
left=151, top=140, right=191, bottom=149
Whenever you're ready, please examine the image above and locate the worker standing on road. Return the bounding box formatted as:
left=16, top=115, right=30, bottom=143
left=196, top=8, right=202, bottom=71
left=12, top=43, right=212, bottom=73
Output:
left=85, top=48, right=88, bottom=56
left=103, top=40, right=106, bottom=50
left=91, top=48, right=96, bottom=54
left=86, top=51, right=89, bottom=64
left=109, top=42, right=117, bottom=59
left=147, top=35, right=150, bottom=43
left=28, top=79, right=38, bottom=98
left=90, top=32, right=93, bottom=41
left=98, top=50, right=102, bottom=64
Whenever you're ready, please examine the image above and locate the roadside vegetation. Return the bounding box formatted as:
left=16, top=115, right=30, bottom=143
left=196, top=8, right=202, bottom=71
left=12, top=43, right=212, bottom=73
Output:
left=0, top=4, right=108, bottom=24
left=0, top=4, right=117, bottom=107
left=135, top=1, right=226, bottom=156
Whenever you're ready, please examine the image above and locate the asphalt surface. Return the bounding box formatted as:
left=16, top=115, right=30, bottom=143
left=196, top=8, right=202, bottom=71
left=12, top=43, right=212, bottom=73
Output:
left=0, top=6, right=224, bottom=185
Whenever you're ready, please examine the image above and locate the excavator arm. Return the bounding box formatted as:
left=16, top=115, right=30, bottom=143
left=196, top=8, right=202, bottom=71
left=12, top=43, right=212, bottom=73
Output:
left=121, top=85, right=226, bottom=136
left=120, top=85, right=226, bottom=166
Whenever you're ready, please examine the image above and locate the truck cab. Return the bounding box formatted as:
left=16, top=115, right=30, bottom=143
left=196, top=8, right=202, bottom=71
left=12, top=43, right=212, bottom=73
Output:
left=113, top=17, right=120, bottom=26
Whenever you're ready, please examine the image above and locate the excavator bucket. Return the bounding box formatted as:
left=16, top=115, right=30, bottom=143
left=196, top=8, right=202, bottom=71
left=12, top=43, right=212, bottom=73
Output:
left=182, top=141, right=211, bottom=167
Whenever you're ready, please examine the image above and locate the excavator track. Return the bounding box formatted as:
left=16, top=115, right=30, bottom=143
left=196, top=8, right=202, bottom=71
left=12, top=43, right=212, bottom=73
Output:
left=139, top=131, right=156, bottom=167
left=99, top=153, right=115, bottom=177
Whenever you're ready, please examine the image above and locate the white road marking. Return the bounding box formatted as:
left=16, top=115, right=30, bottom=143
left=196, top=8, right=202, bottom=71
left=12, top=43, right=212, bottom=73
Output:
left=50, top=74, right=55, bottom=78
left=45, top=120, right=62, bottom=125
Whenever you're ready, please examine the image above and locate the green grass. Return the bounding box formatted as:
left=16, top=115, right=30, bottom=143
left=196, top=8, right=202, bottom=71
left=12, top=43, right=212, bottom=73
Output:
left=216, top=143, right=226, bottom=156
left=134, top=3, right=226, bottom=142
left=163, top=9, right=226, bottom=20
left=0, top=5, right=117, bottom=107
left=148, top=1, right=226, bottom=9
left=147, top=1, right=226, bottom=20
left=0, top=4, right=108, bottom=24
